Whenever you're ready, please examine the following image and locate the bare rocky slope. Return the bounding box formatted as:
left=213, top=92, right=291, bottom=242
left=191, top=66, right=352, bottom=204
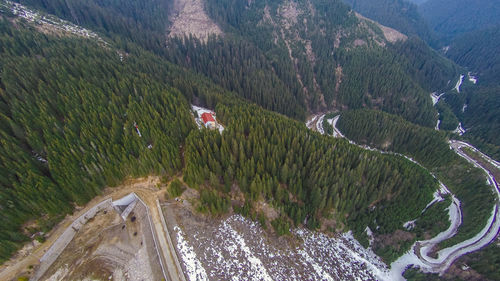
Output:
left=168, top=0, right=222, bottom=42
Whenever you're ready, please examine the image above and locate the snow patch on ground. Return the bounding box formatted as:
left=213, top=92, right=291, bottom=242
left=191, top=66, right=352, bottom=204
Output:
left=419, top=196, right=462, bottom=258
left=173, top=214, right=386, bottom=280
left=2, top=0, right=107, bottom=45
left=331, top=115, right=346, bottom=138
left=365, top=226, right=375, bottom=247
left=454, top=141, right=500, bottom=170
left=296, top=229, right=388, bottom=280
left=306, top=115, right=318, bottom=129
left=316, top=114, right=325, bottom=135
left=220, top=221, right=273, bottom=281
left=422, top=187, right=446, bottom=212
left=298, top=249, right=334, bottom=281
left=327, top=116, right=500, bottom=277
left=389, top=141, right=500, bottom=277
left=453, top=122, right=466, bottom=136
left=468, top=72, right=477, bottom=84
left=306, top=116, right=500, bottom=278
left=430, top=92, right=444, bottom=106
left=454, top=74, right=464, bottom=93
left=403, top=220, right=416, bottom=231
left=174, top=226, right=208, bottom=281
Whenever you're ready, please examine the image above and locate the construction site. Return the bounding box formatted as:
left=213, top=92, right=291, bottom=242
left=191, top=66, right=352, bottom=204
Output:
left=0, top=177, right=186, bottom=281
left=33, top=193, right=164, bottom=281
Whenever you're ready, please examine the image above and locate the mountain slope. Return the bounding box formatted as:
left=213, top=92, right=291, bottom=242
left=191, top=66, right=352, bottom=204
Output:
left=0, top=12, right=232, bottom=262
left=420, top=0, right=500, bottom=42
left=343, top=0, right=436, bottom=44
left=446, top=26, right=500, bottom=86
left=438, top=26, right=500, bottom=159
left=12, top=0, right=460, bottom=128
left=198, top=0, right=459, bottom=126
left=0, top=11, right=443, bottom=269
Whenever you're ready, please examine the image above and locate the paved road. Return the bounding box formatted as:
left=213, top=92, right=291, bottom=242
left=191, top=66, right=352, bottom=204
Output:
left=134, top=190, right=186, bottom=281
left=324, top=116, right=500, bottom=280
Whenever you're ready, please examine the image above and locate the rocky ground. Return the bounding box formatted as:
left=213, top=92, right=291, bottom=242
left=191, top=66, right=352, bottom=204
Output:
left=163, top=199, right=388, bottom=281
left=168, top=0, right=222, bottom=42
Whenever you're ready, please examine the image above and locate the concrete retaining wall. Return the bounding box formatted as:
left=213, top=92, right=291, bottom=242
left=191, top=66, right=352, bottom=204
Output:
left=31, top=199, right=113, bottom=281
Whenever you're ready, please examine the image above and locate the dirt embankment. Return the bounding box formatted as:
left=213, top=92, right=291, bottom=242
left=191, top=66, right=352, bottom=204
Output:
left=38, top=201, right=163, bottom=281
left=0, top=177, right=165, bottom=281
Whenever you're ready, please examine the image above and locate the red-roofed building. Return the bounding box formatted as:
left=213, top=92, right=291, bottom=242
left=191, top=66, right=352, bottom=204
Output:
left=201, top=112, right=216, bottom=129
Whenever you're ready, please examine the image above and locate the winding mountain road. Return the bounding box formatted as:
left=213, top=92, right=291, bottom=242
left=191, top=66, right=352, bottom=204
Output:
left=308, top=113, right=500, bottom=280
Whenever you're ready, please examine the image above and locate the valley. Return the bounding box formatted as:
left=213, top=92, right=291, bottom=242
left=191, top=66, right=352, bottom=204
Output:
left=0, top=0, right=498, bottom=280
left=309, top=112, right=500, bottom=279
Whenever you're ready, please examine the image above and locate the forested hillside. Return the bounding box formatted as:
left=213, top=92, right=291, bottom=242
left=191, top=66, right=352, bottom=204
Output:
left=10, top=0, right=461, bottom=128
left=342, top=0, right=436, bottom=45
left=1, top=0, right=496, bottom=277
left=447, top=26, right=500, bottom=86
left=0, top=16, right=234, bottom=262
left=198, top=0, right=459, bottom=126
left=184, top=104, right=439, bottom=262
left=0, top=14, right=445, bottom=266
left=419, top=0, right=500, bottom=42
left=16, top=0, right=172, bottom=52
left=166, top=36, right=306, bottom=119
left=442, top=84, right=500, bottom=160
left=337, top=109, right=495, bottom=249
left=435, top=26, right=500, bottom=159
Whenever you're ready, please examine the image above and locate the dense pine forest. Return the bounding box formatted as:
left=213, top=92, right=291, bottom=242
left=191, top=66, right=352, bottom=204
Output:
left=201, top=0, right=459, bottom=126
left=0, top=15, right=443, bottom=265
left=0, top=16, right=235, bottom=262
left=10, top=0, right=462, bottom=127
left=336, top=0, right=500, bottom=163
left=0, top=0, right=499, bottom=279
left=446, top=26, right=500, bottom=85
left=343, top=0, right=436, bottom=45
left=435, top=26, right=500, bottom=160
left=184, top=104, right=439, bottom=262
left=419, top=0, right=500, bottom=42
left=337, top=109, right=495, bottom=249
left=16, top=0, right=172, bottom=53
left=165, top=36, right=306, bottom=119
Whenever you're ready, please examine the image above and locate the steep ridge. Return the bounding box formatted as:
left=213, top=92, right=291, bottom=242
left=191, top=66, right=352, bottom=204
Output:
left=343, top=0, right=436, bottom=45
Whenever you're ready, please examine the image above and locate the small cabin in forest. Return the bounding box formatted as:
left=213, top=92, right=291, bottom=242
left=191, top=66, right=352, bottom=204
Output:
left=201, top=112, right=216, bottom=129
